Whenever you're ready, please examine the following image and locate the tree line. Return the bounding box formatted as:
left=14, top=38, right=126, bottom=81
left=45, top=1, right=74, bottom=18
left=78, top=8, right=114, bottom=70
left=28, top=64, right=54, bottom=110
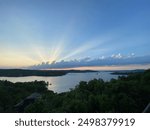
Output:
left=0, top=69, right=150, bottom=112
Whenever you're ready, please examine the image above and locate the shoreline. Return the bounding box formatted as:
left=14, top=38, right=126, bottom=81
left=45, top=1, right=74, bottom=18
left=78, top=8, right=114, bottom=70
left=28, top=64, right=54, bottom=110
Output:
left=0, top=69, right=97, bottom=77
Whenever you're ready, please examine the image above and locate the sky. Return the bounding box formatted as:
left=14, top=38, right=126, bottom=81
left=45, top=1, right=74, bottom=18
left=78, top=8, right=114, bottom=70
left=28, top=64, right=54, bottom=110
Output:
left=0, top=0, right=150, bottom=69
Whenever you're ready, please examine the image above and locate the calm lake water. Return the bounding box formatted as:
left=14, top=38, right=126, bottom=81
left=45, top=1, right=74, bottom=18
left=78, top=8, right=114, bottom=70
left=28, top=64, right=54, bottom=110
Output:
left=0, top=72, right=120, bottom=93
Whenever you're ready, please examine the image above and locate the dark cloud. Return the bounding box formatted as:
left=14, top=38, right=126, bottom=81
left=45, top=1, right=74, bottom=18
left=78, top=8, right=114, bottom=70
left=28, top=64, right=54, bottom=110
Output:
left=28, top=55, right=150, bottom=70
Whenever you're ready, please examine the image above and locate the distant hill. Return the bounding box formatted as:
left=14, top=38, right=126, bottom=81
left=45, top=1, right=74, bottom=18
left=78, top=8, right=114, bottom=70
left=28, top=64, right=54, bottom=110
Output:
left=0, top=69, right=96, bottom=77
left=111, top=69, right=145, bottom=75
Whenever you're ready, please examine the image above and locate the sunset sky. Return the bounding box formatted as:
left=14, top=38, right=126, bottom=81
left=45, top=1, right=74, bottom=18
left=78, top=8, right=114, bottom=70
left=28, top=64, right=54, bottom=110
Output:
left=0, top=0, right=150, bottom=69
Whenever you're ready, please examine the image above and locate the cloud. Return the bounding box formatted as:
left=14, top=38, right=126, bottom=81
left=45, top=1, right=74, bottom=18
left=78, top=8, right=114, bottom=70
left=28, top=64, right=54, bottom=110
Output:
left=27, top=54, right=150, bottom=69
left=111, top=53, right=123, bottom=59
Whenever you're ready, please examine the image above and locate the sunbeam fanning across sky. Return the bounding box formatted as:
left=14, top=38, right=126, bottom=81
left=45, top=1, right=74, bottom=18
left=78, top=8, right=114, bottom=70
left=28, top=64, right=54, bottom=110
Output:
left=0, top=0, right=150, bottom=69
left=62, top=35, right=112, bottom=60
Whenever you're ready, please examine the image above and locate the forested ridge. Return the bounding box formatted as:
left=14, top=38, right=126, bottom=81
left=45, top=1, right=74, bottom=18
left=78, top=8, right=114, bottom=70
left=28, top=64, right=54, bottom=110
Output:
left=0, top=69, right=96, bottom=77
left=0, top=69, right=150, bottom=113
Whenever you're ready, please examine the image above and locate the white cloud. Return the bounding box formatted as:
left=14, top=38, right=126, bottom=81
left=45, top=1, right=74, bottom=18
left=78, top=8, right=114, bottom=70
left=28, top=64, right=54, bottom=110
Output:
left=131, top=53, right=135, bottom=56
left=111, top=53, right=123, bottom=59
left=99, top=56, right=105, bottom=60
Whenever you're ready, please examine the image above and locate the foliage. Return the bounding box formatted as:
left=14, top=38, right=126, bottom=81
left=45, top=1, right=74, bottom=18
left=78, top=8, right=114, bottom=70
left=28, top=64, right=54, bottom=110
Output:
left=0, top=69, right=150, bottom=113
left=0, top=80, right=48, bottom=112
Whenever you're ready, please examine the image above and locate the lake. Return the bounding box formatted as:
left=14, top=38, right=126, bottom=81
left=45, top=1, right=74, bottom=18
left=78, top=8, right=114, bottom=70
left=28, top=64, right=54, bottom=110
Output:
left=0, top=71, right=120, bottom=93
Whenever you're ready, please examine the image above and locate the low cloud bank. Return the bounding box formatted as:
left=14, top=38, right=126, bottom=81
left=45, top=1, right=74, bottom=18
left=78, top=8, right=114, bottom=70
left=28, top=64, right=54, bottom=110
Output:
left=28, top=55, right=150, bottom=70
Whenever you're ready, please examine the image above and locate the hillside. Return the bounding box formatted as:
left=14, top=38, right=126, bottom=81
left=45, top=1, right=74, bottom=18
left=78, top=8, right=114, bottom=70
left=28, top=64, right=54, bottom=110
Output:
left=0, top=69, right=150, bottom=112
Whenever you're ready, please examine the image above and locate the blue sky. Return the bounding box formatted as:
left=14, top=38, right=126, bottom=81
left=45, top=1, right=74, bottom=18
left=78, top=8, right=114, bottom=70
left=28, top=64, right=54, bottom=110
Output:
left=0, top=0, right=150, bottom=68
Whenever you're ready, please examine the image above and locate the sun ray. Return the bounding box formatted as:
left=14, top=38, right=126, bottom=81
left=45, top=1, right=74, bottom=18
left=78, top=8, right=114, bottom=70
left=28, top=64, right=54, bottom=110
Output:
left=62, top=35, right=113, bottom=60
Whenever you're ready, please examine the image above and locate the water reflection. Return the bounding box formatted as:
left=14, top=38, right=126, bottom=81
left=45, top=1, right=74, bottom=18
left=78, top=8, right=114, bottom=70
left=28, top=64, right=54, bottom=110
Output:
left=0, top=72, right=119, bottom=93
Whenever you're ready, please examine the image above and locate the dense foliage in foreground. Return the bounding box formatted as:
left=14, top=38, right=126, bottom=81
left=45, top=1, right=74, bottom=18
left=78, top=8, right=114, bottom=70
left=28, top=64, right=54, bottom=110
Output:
left=0, top=69, right=150, bottom=113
